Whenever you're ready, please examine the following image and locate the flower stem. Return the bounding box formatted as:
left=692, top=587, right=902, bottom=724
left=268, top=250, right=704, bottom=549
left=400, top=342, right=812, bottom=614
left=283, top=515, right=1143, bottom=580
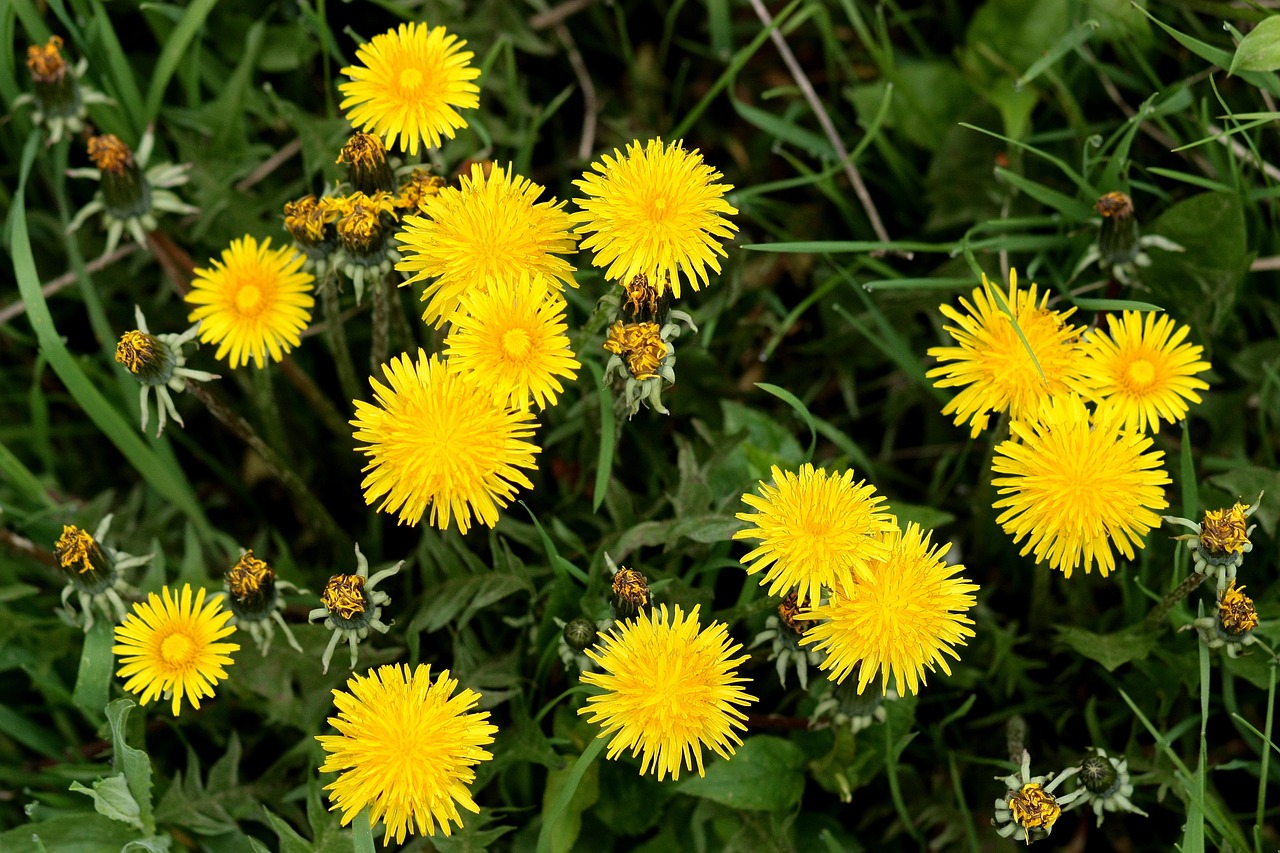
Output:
left=371, top=272, right=391, bottom=372
left=251, top=363, right=289, bottom=461
left=278, top=355, right=351, bottom=440
left=537, top=735, right=607, bottom=853
left=1142, top=571, right=1208, bottom=632
left=186, top=380, right=348, bottom=549
left=352, top=807, right=376, bottom=853
left=320, top=271, right=362, bottom=404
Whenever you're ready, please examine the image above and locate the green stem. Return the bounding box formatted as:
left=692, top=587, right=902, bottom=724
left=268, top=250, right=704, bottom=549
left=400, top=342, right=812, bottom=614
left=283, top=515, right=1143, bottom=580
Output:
left=186, top=381, right=349, bottom=549
left=320, top=271, right=362, bottom=404
left=352, top=807, right=375, bottom=853
left=251, top=363, right=290, bottom=463
left=537, top=735, right=607, bottom=853
left=1257, top=660, right=1277, bottom=851
left=388, top=276, right=417, bottom=356
left=1142, top=571, right=1208, bottom=632
left=278, top=356, right=351, bottom=440
left=371, top=272, right=391, bottom=372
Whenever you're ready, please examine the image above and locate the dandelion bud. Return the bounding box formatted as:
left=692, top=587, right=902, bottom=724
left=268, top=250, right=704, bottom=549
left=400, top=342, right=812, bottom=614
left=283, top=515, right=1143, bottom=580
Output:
left=88, top=134, right=152, bottom=221
left=115, top=329, right=176, bottom=385
left=610, top=566, right=650, bottom=619
left=338, top=132, right=395, bottom=195
left=563, top=617, right=598, bottom=651
left=1095, top=191, right=1140, bottom=267
left=1078, top=754, right=1118, bottom=795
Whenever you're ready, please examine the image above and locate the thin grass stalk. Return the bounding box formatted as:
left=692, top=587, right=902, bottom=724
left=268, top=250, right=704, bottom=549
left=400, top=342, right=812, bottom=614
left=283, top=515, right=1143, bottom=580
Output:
left=320, top=270, right=361, bottom=403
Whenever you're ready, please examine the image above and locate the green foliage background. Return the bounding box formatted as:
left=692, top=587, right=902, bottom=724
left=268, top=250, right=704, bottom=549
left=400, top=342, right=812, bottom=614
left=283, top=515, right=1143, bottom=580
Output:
left=2, top=0, right=1279, bottom=850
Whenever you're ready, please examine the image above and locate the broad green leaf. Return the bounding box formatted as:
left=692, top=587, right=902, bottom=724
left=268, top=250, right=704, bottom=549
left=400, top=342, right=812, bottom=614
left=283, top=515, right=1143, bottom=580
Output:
left=1056, top=624, right=1156, bottom=672
left=72, top=617, right=114, bottom=720
left=69, top=776, right=142, bottom=830
left=1231, top=17, right=1280, bottom=74
left=1, top=815, right=141, bottom=852
left=106, top=699, right=156, bottom=835
left=678, top=735, right=806, bottom=811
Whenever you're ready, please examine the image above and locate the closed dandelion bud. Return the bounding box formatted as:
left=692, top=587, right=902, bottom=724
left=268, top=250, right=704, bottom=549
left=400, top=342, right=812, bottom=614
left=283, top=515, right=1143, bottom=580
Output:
left=992, top=750, right=1085, bottom=844
left=620, top=273, right=669, bottom=324
left=332, top=191, right=398, bottom=258
left=338, top=132, right=395, bottom=195
left=115, top=329, right=176, bottom=386
left=1199, top=503, right=1252, bottom=559
left=283, top=195, right=339, bottom=260
left=1079, top=754, right=1118, bottom=795
left=88, top=134, right=152, bottom=221
left=225, top=551, right=278, bottom=619
left=394, top=168, right=444, bottom=212
left=563, top=617, right=598, bottom=651
left=1095, top=191, right=1140, bottom=267
left=1218, top=581, right=1259, bottom=636
left=610, top=566, right=650, bottom=619
left=777, top=591, right=807, bottom=636
left=603, top=321, right=667, bottom=381
left=27, top=36, right=80, bottom=124
left=55, top=524, right=114, bottom=590
left=308, top=544, right=402, bottom=673
left=322, top=573, right=370, bottom=625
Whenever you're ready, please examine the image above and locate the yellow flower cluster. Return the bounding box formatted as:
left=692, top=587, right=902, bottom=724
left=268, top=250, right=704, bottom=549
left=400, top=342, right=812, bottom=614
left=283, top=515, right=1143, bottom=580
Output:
left=734, top=464, right=979, bottom=696
left=927, top=269, right=1210, bottom=577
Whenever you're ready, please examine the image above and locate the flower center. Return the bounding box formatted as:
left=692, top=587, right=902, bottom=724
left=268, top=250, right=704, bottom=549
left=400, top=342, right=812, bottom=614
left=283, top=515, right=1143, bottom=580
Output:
left=1125, top=358, right=1156, bottom=388
left=399, top=67, right=424, bottom=91
left=235, top=284, right=264, bottom=315
left=160, top=632, right=197, bottom=666
left=501, top=328, right=534, bottom=360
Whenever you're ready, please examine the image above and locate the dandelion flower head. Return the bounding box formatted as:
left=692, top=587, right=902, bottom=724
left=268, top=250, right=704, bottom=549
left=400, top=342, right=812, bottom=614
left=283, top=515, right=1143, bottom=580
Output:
left=396, top=163, right=578, bottom=327
left=339, top=22, right=480, bottom=157
left=112, top=584, right=239, bottom=715
left=579, top=604, right=756, bottom=780
left=1082, top=310, right=1210, bottom=433
left=927, top=270, right=1091, bottom=437
left=444, top=274, right=581, bottom=411
left=992, top=394, right=1170, bottom=577
left=351, top=350, right=540, bottom=531
left=573, top=138, right=738, bottom=299
left=800, top=522, right=978, bottom=696
left=734, top=463, right=896, bottom=604
left=317, top=664, right=497, bottom=843
left=185, top=235, right=315, bottom=369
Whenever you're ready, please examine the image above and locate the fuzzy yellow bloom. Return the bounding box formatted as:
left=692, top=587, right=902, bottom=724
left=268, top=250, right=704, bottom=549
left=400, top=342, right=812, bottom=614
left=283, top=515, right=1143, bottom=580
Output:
left=580, top=604, right=755, bottom=780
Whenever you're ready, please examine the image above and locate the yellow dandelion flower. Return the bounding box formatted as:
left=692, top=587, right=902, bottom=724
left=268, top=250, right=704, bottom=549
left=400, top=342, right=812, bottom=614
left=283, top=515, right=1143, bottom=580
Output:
left=1082, top=310, right=1210, bottom=433
left=338, top=22, right=480, bottom=157
left=396, top=163, right=578, bottom=327
left=926, top=270, right=1091, bottom=438
left=573, top=138, right=738, bottom=298
left=579, top=604, right=755, bottom=781
left=112, top=584, right=239, bottom=716
left=317, top=664, right=497, bottom=843
left=800, top=522, right=978, bottom=696
left=444, top=274, right=580, bottom=411
left=185, top=236, right=315, bottom=369
left=352, top=350, right=540, bottom=531
left=733, top=463, right=895, bottom=604
left=992, top=394, right=1170, bottom=577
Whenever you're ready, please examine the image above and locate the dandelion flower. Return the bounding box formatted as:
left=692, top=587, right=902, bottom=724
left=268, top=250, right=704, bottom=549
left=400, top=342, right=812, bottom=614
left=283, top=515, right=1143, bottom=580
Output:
left=927, top=270, right=1091, bottom=438
left=317, top=664, right=497, bottom=842
left=352, top=350, right=540, bottom=531
left=579, top=604, right=755, bottom=780
left=112, top=584, right=239, bottom=715
left=1082, top=310, right=1210, bottom=433
left=444, top=274, right=581, bottom=411
left=396, top=163, right=577, bottom=327
left=573, top=138, right=738, bottom=298
left=185, top=236, right=315, bottom=369
left=992, top=395, right=1170, bottom=577
left=339, top=22, right=480, bottom=157
left=734, top=463, right=895, bottom=604
left=800, top=522, right=978, bottom=696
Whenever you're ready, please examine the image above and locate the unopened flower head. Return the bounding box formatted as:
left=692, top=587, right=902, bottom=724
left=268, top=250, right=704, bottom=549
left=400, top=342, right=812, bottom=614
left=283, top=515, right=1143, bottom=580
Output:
left=992, top=395, right=1170, bottom=577
left=186, top=235, right=315, bottom=369
left=609, top=566, right=650, bottom=620
left=734, top=463, right=895, bottom=605
left=604, top=321, right=667, bottom=381
left=351, top=350, right=540, bottom=531
left=751, top=592, right=821, bottom=690
left=397, top=163, right=578, bottom=327
left=601, top=314, right=696, bottom=417
left=54, top=515, right=150, bottom=632
left=283, top=194, right=340, bottom=264
left=112, top=584, right=239, bottom=715
left=339, top=22, right=481, bottom=157
left=338, top=132, right=395, bottom=195
left=1074, top=747, right=1147, bottom=827
left=1163, top=493, right=1261, bottom=586
left=926, top=270, right=1091, bottom=438
left=14, top=35, right=109, bottom=144
left=395, top=168, right=444, bottom=212
left=800, top=522, right=978, bottom=696
left=579, top=604, right=756, bottom=780
left=1190, top=579, right=1262, bottom=659
left=1082, top=310, right=1210, bottom=433
left=68, top=128, right=198, bottom=255
left=115, top=306, right=219, bottom=436
left=992, top=750, right=1085, bottom=844
left=222, top=549, right=305, bottom=656
left=316, top=664, right=497, bottom=842
left=308, top=545, right=403, bottom=674
left=444, top=274, right=581, bottom=411
left=573, top=138, right=738, bottom=298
